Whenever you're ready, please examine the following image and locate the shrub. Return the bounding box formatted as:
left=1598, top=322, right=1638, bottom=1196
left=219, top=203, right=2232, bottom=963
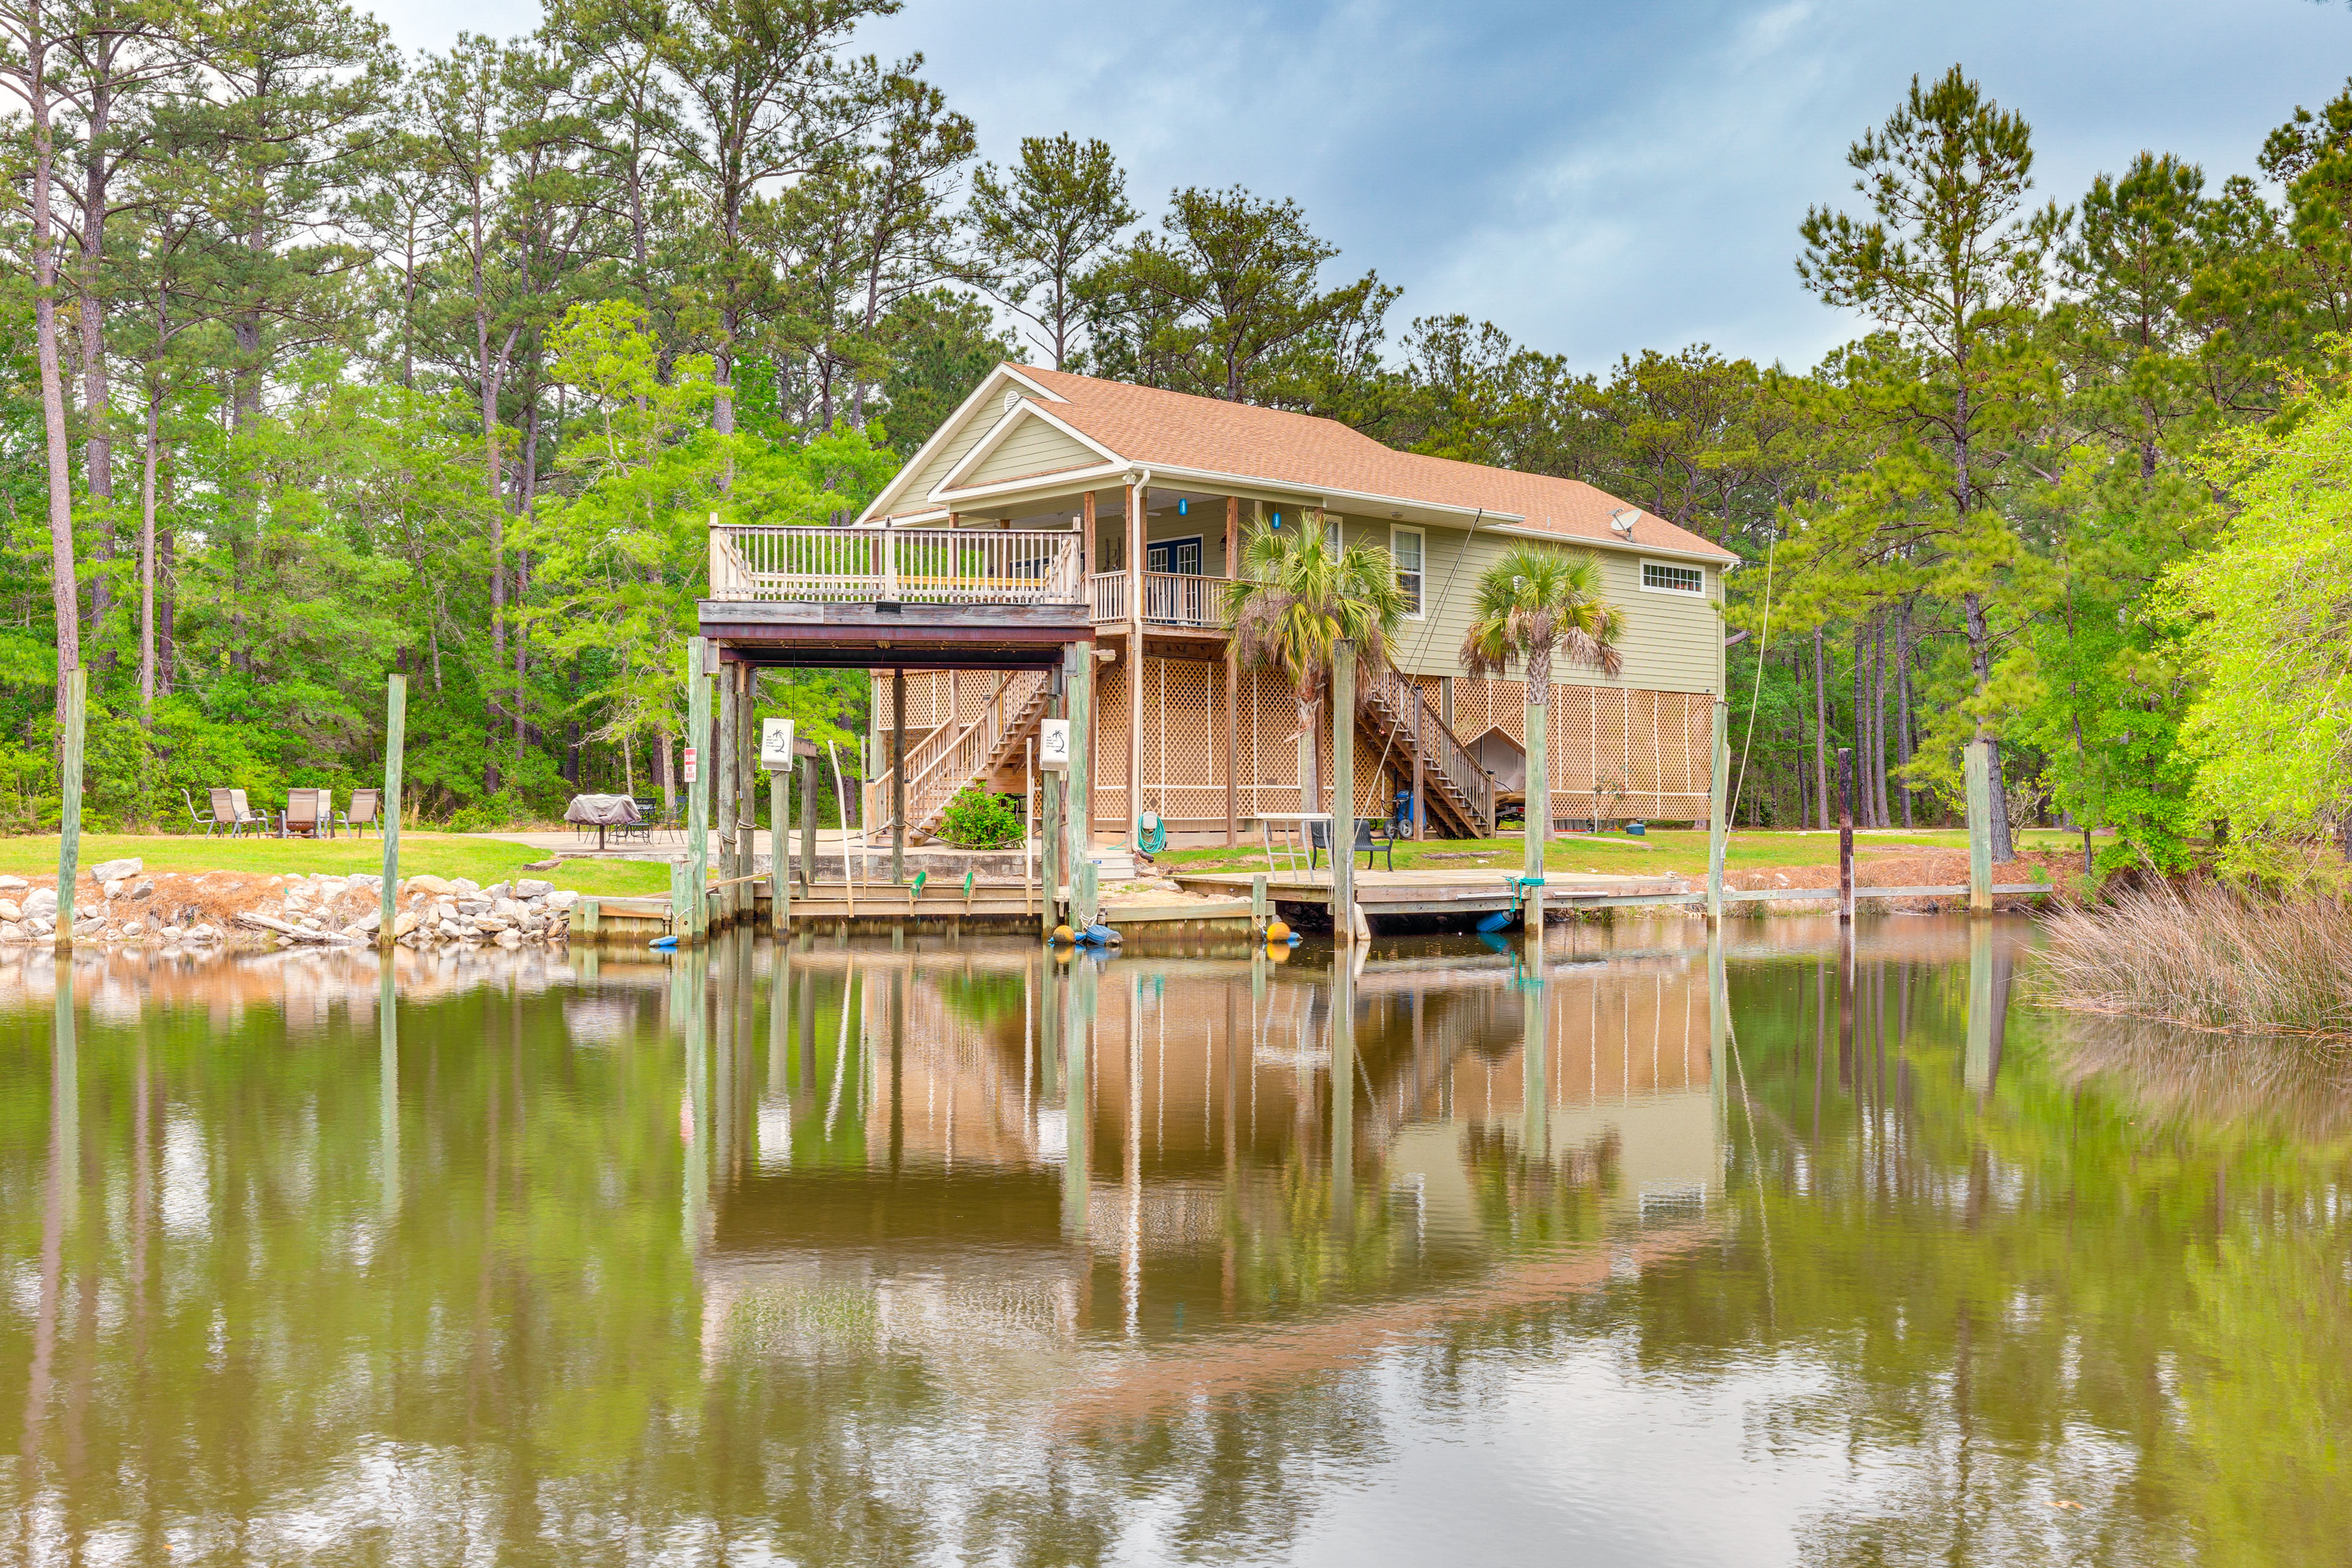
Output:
left=938, top=785, right=1022, bottom=849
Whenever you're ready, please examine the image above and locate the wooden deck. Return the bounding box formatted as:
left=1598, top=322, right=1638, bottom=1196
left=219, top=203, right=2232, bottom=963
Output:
left=1170, top=867, right=1684, bottom=919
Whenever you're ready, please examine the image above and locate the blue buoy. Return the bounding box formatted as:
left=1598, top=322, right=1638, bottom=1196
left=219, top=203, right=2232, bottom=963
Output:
left=1078, top=923, right=1122, bottom=946
left=650, top=935, right=678, bottom=949
left=1476, top=910, right=1514, bottom=933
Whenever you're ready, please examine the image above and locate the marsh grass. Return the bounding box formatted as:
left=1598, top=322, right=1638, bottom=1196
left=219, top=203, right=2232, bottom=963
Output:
left=2038, top=880, right=2352, bottom=1044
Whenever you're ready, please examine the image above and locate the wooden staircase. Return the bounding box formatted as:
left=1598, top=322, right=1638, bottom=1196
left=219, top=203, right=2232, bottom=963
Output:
left=868, top=671, right=1055, bottom=845
left=1359, top=666, right=1496, bottom=839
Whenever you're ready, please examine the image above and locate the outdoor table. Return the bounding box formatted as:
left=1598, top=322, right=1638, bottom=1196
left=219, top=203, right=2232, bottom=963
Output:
left=565, top=793, right=643, bottom=851
left=1254, top=812, right=1334, bottom=875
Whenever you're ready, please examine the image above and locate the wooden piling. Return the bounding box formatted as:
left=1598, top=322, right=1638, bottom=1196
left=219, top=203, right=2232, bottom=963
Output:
left=1251, top=873, right=1268, bottom=932
left=891, top=666, right=907, bottom=886
left=1706, top=698, right=1728, bottom=925
left=1838, top=745, right=1855, bottom=924
left=1065, top=642, right=1093, bottom=884
left=770, top=762, right=787, bottom=935
left=686, top=637, right=712, bottom=941
left=799, top=755, right=817, bottom=895
left=55, top=667, right=85, bottom=950
left=379, top=674, right=406, bottom=948
left=717, top=661, right=739, bottom=924
left=1332, top=639, right=1356, bottom=943
left=1964, top=739, right=1993, bottom=915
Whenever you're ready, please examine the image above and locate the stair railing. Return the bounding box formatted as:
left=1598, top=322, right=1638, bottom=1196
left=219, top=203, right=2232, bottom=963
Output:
left=1366, top=666, right=1495, bottom=836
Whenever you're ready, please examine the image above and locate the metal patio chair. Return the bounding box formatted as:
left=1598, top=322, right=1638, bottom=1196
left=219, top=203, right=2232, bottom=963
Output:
left=215, top=788, right=268, bottom=838
left=339, top=788, right=381, bottom=839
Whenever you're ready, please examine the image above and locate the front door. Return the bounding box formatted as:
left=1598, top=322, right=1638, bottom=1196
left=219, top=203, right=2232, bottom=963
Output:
left=1144, top=537, right=1203, bottom=622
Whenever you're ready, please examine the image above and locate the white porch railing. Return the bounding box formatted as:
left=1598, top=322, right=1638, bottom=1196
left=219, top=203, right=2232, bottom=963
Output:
left=709, top=525, right=1082, bottom=604
left=1088, top=571, right=1232, bottom=630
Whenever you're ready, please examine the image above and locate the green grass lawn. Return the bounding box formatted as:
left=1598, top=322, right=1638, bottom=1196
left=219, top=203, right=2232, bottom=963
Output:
left=1156, top=826, right=2084, bottom=880
left=0, top=833, right=674, bottom=896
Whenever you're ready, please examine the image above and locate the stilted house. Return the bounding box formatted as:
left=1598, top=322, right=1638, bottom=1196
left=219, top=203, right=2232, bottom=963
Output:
left=706, top=363, right=1736, bottom=848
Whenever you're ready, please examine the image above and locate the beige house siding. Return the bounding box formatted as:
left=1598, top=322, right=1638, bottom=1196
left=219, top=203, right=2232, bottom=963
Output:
left=1338, top=516, right=1721, bottom=695
left=957, top=415, right=1101, bottom=491
left=896, top=392, right=1031, bottom=505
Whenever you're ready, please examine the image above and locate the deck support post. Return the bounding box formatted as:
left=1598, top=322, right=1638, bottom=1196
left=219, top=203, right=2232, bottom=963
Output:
left=686, top=636, right=711, bottom=942
left=1332, top=639, right=1357, bottom=943
left=1043, top=663, right=1067, bottom=936
left=1838, top=746, right=1855, bottom=924
left=891, top=666, right=907, bottom=885
left=1965, top=739, right=1993, bottom=915
left=1126, top=476, right=1146, bottom=854
left=1065, top=640, right=1094, bottom=881
left=717, top=657, right=738, bottom=926
left=1251, top=872, right=1268, bottom=933
left=1226, top=495, right=1240, bottom=848
left=1706, top=698, right=1728, bottom=925
left=736, top=664, right=755, bottom=919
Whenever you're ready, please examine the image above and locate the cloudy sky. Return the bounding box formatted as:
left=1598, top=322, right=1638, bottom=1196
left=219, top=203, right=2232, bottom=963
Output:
left=379, top=0, right=2351, bottom=374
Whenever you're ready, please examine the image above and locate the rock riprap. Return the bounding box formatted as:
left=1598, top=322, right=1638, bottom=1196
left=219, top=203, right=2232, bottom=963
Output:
left=0, top=867, right=578, bottom=951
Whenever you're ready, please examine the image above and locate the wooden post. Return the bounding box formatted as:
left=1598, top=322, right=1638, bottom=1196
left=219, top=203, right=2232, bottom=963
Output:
left=717, top=658, right=738, bottom=927
left=1838, top=745, right=1855, bottom=925
left=736, top=664, right=755, bottom=919
left=1065, top=641, right=1093, bottom=880
left=1523, top=671, right=1548, bottom=884
left=380, top=674, right=406, bottom=948
left=1225, top=495, right=1240, bottom=848
left=891, top=666, right=907, bottom=885
left=1706, top=698, right=1728, bottom=925
left=769, top=763, right=787, bottom=935
left=1251, top=872, right=1268, bottom=932
left=1075, top=858, right=1099, bottom=930
left=1411, top=684, right=1425, bottom=844
left=686, top=636, right=711, bottom=941
left=799, top=755, right=817, bottom=894
left=1042, top=745, right=1063, bottom=938
left=669, top=860, right=688, bottom=935
left=55, top=667, right=85, bottom=950
left=581, top=897, right=602, bottom=937
left=1965, top=738, right=1993, bottom=915
left=1127, top=476, right=1145, bottom=850
left=1332, top=639, right=1356, bottom=943
left=1082, top=490, right=1097, bottom=583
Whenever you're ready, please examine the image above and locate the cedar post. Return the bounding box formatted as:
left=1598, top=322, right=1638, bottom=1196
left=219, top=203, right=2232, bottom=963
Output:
left=1065, top=639, right=1094, bottom=881
left=769, top=761, right=787, bottom=935
left=1411, top=684, right=1425, bottom=843
left=799, top=755, right=817, bottom=894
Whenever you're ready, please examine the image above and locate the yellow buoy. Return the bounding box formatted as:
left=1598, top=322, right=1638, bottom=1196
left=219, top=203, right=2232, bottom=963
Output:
left=1265, top=919, right=1291, bottom=943
left=1051, top=924, right=1075, bottom=944
left=1267, top=940, right=1292, bottom=963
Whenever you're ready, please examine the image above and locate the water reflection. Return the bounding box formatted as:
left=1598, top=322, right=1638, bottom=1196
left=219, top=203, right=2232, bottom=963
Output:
left=2, top=919, right=2348, bottom=1564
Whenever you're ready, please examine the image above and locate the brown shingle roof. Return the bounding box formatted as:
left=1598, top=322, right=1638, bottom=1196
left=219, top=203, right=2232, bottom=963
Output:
left=995, top=365, right=1736, bottom=561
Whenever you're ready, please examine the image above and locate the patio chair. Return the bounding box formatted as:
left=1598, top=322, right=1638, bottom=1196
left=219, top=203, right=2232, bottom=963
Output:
left=281, top=787, right=326, bottom=840
left=1355, top=816, right=1395, bottom=872
left=217, top=788, right=268, bottom=839
left=183, top=788, right=212, bottom=835
left=339, top=788, right=381, bottom=839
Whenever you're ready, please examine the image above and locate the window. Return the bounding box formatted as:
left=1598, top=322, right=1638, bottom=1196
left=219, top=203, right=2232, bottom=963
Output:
left=1146, top=537, right=1202, bottom=575
left=1641, top=560, right=1706, bottom=596
left=1392, top=526, right=1425, bottom=617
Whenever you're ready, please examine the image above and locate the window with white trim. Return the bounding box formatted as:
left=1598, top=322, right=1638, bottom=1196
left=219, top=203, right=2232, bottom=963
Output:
left=1641, top=560, right=1706, bottom=596
left=1392, top=526, right=1425, bottom=617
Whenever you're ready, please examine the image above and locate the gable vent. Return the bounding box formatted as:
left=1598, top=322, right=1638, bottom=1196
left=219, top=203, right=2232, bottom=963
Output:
left=1002, top=390, right=1022, bottom=415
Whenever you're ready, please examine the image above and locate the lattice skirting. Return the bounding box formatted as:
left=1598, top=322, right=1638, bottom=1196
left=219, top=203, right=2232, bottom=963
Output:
left=1083, top=662, right=1713, bottom=830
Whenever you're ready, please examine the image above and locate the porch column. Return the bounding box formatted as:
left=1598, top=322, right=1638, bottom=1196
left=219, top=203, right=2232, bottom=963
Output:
left=1127, top=476, right=1145, bottom=851
left=717, top=654, right=737, bottom=922
left=891, top=666, right=907, bottom=884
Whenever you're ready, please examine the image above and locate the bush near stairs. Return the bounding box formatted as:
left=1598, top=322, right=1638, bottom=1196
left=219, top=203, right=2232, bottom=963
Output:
left=938, top=786, right=1024, bottom=849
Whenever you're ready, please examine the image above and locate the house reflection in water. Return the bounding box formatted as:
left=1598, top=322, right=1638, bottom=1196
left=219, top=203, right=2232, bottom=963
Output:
left=689, top=929, right=1725, bottom=1412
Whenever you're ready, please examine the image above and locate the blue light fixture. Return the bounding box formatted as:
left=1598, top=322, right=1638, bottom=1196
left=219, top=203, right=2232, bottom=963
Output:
left=1271, top=511, right=1283, bottom=529
left=1177, top=497, right=1188, bottom=516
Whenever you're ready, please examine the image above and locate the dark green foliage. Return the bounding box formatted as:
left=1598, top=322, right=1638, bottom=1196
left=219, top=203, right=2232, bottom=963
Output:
left=937, top=785, right=1022, bottom=849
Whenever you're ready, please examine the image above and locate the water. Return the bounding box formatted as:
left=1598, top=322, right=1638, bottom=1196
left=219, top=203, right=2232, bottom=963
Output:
left=3, top=918, right=2348, bottom=1565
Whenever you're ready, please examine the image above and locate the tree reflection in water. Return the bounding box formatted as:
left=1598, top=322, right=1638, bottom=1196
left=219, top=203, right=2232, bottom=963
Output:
left=0, top=918, right=2345, bottom=1564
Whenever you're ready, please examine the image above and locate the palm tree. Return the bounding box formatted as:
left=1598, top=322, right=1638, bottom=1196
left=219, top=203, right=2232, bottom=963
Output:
left=1460, top=542, right=1625, bottom=876
left=1224, top=514, right=1409, bottom=816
